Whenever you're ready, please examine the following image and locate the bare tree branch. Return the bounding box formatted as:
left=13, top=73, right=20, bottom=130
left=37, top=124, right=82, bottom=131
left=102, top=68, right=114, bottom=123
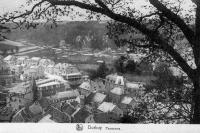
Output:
left=149, top=0, right=195, bottom=47
left=94, top=0, right=110, bottom=11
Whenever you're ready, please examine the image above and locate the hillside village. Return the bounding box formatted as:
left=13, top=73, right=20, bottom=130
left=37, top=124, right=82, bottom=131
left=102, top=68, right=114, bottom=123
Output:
left=0, top=28, right=192, bottom=123
left=0, top=52, right=148, bottom=123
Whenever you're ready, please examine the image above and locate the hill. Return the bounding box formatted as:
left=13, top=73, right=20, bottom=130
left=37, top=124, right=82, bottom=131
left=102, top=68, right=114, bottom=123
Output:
left=6, top=21, right=116, bottom=50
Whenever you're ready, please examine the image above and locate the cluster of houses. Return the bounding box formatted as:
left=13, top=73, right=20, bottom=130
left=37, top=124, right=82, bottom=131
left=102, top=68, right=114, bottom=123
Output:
left=9, top=72, right=144, bottom=123
left=2, top=55, right=82, bottom=84
left=0, top=54, right=145, bottom=123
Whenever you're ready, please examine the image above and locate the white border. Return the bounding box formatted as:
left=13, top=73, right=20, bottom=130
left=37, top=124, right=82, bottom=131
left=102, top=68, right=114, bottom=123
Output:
left=0, top=124, right=200, bottom=133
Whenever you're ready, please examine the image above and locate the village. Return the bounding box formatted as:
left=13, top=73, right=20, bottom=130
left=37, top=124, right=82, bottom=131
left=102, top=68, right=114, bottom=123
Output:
left=1, top=0, right=200, bottom=128
left=0, top=46, right=147, bottom=123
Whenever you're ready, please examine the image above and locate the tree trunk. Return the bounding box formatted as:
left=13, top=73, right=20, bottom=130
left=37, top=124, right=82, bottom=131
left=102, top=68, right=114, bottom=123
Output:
left=191, top=79, right=200, bottom=123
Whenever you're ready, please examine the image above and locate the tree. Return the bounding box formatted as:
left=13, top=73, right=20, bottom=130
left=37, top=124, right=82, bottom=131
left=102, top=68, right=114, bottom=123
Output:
left=89, top=62, right=109, bottom=80
left=114, top=56, right=137, bottom=74
left=65, top=23, right=87, bottom=49
left=32, top=79, right=39, bottom=102
left=0, top=25, right=10, bottom=40
left=113, top=56, right=127, bottom=73
left=64, top=22, right=105, bottom=50
left=90, top=32, right=104, bottom=50
left=2, top=0, right=200, bottom=123
left=150, top=63, right=190, bottom=104
left=125, top=60, right=137, bottom=73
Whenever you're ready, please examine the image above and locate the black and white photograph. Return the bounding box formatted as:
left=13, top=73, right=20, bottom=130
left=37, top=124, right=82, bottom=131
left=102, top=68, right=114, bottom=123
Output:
left=0, top=0, right=200, bottom=132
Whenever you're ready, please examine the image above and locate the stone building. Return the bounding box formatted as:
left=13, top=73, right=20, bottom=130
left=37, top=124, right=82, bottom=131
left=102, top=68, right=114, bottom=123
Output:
left=109, top=87, right=124, bottom=104
left=97, top=102, right=123, bottom=118
left=105, top=74, right=126, bottom=93
left=0, top=59, right=14, bottom=86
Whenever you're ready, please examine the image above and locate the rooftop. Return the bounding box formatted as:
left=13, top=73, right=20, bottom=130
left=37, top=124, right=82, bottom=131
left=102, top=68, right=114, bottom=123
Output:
left=72, top=108, right=91, bottom=123
left=4, top=55, right=15, bottom=61
left=97, top=102, right=116, bottom=113
left=66, top=72, right=82, bottom=76
left=79, top=82, right=91, bottom=91
left=29, top=102, right=43, bottom=115
left=17, top=56, right=29, bottom=60
left=36, top=78, right=56, bottom=86
left=92, top=93, right=107, bottom=103
left=121, top=96, right=133, bottom=105
left=45, top=72, right=67, bottom=83
left=62, top=104, right=76, bottom=116
left=38, top=81, right=60, bottom=88
left=126, top=82, right=143, bottom=89
left=47, top=64, right=54, bottom=68
left=7, top=82, right=31, bottom=94
left=106, top=74, right=125, bottom=86
left=110, top=87, right=124, bottom=95
left=30, top=66, right=39, bottom=69
left=50, top=90, right=79, bottom=99
left=31, top=57, right=41, bottom=61
left=38, top=114, right=56, bottom=123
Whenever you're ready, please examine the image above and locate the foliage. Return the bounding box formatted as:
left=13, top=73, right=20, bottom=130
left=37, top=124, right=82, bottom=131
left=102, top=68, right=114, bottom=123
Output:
left=113, top=56, right=138, bottom=74
left=119, top=114, right=140, bottom=123
left=148, top=63, right=191, bottom=103
left=113, top=56, right=127, bottom=73
left=125, top=60, right=137, bottom=73
left=119, top=103, right=147, bottom=123
left=119, top=63, right=192, bottom=124
left=0, top=25, right=10, bottom=40
left=88, top=62, right=109, bottom=80
left=7, top=21, right=113, bottom=50
left=32, top=79, right=39, bottom=102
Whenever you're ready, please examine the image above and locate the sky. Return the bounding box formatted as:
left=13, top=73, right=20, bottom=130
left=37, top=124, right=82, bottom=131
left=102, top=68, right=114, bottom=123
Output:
left=0, top=0, right=26, bottom=13
left=0, top=0, right=195, bottom=20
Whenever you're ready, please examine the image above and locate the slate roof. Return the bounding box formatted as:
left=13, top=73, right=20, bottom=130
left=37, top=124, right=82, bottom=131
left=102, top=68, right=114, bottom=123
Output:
left=72, top=108, right=91, bottom=123
left=38, top=81, right=60, bottom=88
left=29, top=102, right=43, bottom=115
left=38, top=98, right=51, bottom=109
left=110, top=87, right=124, bottom=95
left=121, top=96, right=133, bottom=105
left=97, top=102, right=116, bottom=113
left=38, top=114, right=56, bottom=123
left=88, top=92, right=106, bottom=104
left=62, top=103, right=76, bottom=116
left=79, top=80, right=105, bottom=92
left=50, top=90, right=79, bottom=100
left=4, top=55, right=15, bottom=61
left=79, top=82, right=91, bottom=91
left=31, top=57, right=41, bottom=61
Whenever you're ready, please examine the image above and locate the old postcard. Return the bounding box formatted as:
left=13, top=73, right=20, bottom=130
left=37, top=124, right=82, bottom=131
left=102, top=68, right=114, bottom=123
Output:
left=0, top=0, right=199, bottom=132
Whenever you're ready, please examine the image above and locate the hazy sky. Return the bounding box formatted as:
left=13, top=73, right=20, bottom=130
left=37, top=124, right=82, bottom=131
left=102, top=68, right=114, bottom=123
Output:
left=0, top=0, right=26, bottom=13
left=0, top=0, right=195, bottom=20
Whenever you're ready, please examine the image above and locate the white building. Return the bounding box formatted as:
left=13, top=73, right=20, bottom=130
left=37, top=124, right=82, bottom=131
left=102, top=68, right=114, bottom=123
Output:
left=4, top=55, right=16, bottom=65
left=105, top=74, right=126, bottom=92
left=48, top=90, right=80, bottom=103
left=97, top=102, right=123, bottom=117
left=30, top=57, right=41, bottom=66
left=16, top=56, right=29, bottom=65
